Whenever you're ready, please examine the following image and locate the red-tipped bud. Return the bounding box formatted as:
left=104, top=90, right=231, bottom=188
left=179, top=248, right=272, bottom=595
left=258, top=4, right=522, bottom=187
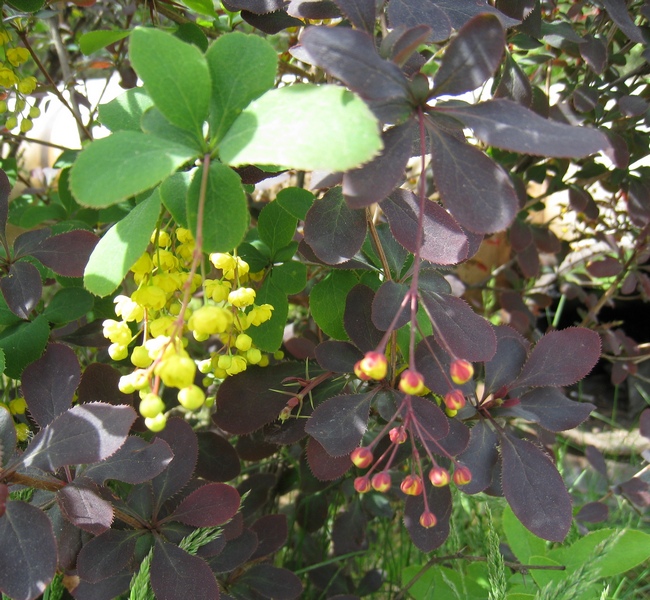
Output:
left=444, top=389, right=466, bottom=411
left=419, top=510, right=437, bottom=528
left=286, top=396, right=300, bottom=409
left=351, top=447, right=373, bottom=469
left=358, top=351, right=388, bottom=380
left=428, top=466, right=450, bottom=487
left=354, top=476, right=372, bottom=494
left=371, top=471, right=392, bottom=492
left=453, top=466, right=472, bottom=486
left=450, top=359, right=474, bottom=385
left=389, top=426, right=407, bottom=444
left=399, top=369, right=426, bottom=395
left=400, top=475, right=423, bottom=496
left=354, top=360, right=371, bottom=381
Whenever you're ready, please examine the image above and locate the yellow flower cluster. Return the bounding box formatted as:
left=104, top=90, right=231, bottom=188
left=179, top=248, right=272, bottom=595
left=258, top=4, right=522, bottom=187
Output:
left=0, top=397, right=30, bottom=442
left=103, top=227, right=274, bottom=431
left=1, top=28, right=39, bottom=133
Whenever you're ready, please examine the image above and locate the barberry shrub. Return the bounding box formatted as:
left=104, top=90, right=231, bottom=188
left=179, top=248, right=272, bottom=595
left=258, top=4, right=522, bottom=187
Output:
left=1, top=0, right=649, bottom=598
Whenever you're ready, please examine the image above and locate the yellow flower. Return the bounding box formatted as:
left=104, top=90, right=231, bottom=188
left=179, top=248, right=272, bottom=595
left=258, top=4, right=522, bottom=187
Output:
left=6, top=47, right=30, bottom=67
left=228, top=287, right=256, bottom=308
left=204, top=279, right=231, bottom=303
left=0, top=30, right=12, bottom=45
left=247, top=303, right=274, bottom=326
left=0, top=68, right=19, bottom=88
left=17, top=76, right=37, bottom=94
left=132, top=285, right=167, bottom=311
left=156, top=354, right=196, bottom=389
left=188, top=305, right=233, bottom=336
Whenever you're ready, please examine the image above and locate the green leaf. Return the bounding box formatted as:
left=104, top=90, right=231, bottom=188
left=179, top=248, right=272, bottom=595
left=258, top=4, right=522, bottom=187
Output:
left=160, top=171, right=192, bottom=229
left=220, top=84, right=383, bottom=171
left=502, top=505, right=547, bottom=564
left=310, top=271, right=358, bottom=340
left=180, top=0, right=217, bottom=18
left=6, top=0, right=44, bottom=12
left=258, top=201, right=297, bottom=258
left=0, top=348, right=5, bottom=375
left=248, top=278, right=287, bottom=352
left=70, top=131, right=197, bottom=208
left=174, top=22, right=209, bottom=52
left=43, top=287, right=95, bottom=324
left=0, top=315, right=50, bottom=379
left=186, top=162, right=249, bottom=253
left=273, top=241, right=299, bottom=264
left=206, top=32, right=278, bottom=142
left=141, top=108, right=204, bottom=152
left=402, top=564, right=487, bottom=600
left=275, top=187, right=314, bottom=221
left=56, top=168, right=81, bottom=215
left=79, top=30, right=131, bottom=55
left=84, top=189, right=162, bottom=297
left=270, top=261, right=306, bottom=295
left=98, top=88, right=154, bottom=132
left=130, top=27, right=210, bottom=136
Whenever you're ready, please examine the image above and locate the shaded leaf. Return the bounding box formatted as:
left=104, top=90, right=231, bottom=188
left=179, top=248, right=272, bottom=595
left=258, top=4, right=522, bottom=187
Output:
left=98, top=87, right=154, bottom=132
left=57, top=478, right=114, bottom=535
left=223, top=0, right=286, bottom=12
left=512, top=328, right=601, bottom=389
left=236, top=564, right=303, bottom=600
left=195, top=431, right=241, bottom=482
left=0, top=261, right=42, bottom=319
left=168, top=483, right=240, bottom=527
left=79, top=29, right=131, bottom=56
left=141, top=108, right=203, bottom=151
left=206, top=528, right=258, bottom=573
left=641, top=408, right=650, bottom=440
left=576, top=502, right=609, bottom=523
left=305, top=437, right=352, bottom=481
left=305, top=393, right=373, bottom=457
left=456, top=420, right=499, bottom=494
left=585, top=445, right=608, bottom=478
left=500, top=433, right=571, bottom=541
left=0, top=169, right=10, bottom=241
left=407, top=394, right=450, bottom=441
left=483, top=325, right=529, bottom=396
left=501, top=503, right=547, bottom=564
left=314, top=340, right=363, bottom=373
left=600, top=0, right=645, bottom=43
left=31, top=229, right=99, bottom=278
left=387, top=0, right=451, bottom=43
left=372, top=280, right=410, bottom=331
left=77, top=362, right=135, bottom=406
left=76, top=530, right=140, bottom=584
left=0, top=406, right=17, bottom=468
left=0, top=501, right=56, bottom=600
left=495, top=52, right=532, bottom=106
left=310, top=270, right=358, bottom=340
left=587, top=257, right=623, bottom=278
left=580, top=34, right=607, bottom=75
left=404, top=484, right=452, bottom=552
left=71, top=572, right=131, bottom=600
left=22, top=343, right=80, bottom=427
left=0, top=315, right=50, bottom=379
left=258, top=201, right=297, bottom=258
left=333, top=0, right=376, bottom=32
left=42, top=287, right=94, bottom=324
left=159, top=171, right=190, bottom=229
left=344, top=284, right=384, bottom=353
left=288, top=0, right=340, bottom=19
left=250, top=514, right=288, bottom=559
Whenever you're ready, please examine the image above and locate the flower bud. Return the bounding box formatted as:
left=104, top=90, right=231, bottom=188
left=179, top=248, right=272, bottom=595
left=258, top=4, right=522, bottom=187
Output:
left=450, top=359, right=474, bottom=385
left=428, top=467, right=450, bottom=487
left=419, top=510, right=437, bottom=528
left=453, top=466, right=472, bottom=486
left=354, top=476, right=372, bottom=494
left=139, top=393, right=165, bottom=419
left=178, top=385, right=205, bottom=410
left=399, top=369, right=426, bottom=395
left=400, top=475, right=423, bottom=496
left=144, top=412, right=167, bottom=432
left=351, top=447, right=373, bottom=469
left=444, top=389, right=466, bottom=411
left=358, top=351, right=387, bottom=380
left=371, top=471, right=391, bottom=493
left=389, top=426, right=407, bottom=444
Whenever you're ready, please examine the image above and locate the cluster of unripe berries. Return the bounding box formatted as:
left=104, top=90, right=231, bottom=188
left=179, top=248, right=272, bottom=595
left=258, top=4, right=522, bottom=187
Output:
left=104, top=227, right=274, bottom=431
left=0, top=397, right=29, bottom=442
left=0, top=29, right=39, bottom=134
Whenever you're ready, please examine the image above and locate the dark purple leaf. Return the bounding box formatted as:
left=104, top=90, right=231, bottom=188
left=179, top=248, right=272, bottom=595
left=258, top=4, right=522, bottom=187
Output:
left=600, top=0, right=645, bottom=43
left=195, top=431, right=241, bottom=482
left=12, top=228, right=51, bottom=258
left=569, top=186, right=599, bottom=220
left=483, top=326, right=529, bottom=396
left=150, top=539, right=219, bottom=600
left=587, top=257, right=623, bottom=278
left=71, top=572, right=132, bottom=600
left=456, top=420, right=499, bottom=493
left=82, top=436, right=173, bottom=485
left=151, top=418, right=199, bottom=510
left=579, top=34, right=607, bottom=75
left=333, top=0, right=376, bottom=32
left=76, top=530, right=140, bottom=584
left=237, top=564, right=303, bottom=600
left=22, top=343, right=80, bottom=427
left=0, top=169, right=9, bottom=241
left=433, top=417, right=470, bottom=457
left=333, top=507, right=367, bottom=555
left=57, top=478, right=114, bottom=535
left=207, top=529, right=258, bottom=573
left=573, top=85, right=598, bottom=113
left=382, top=25, right=433, bottom=66
left=517, top=243, right=539, bottom=279
left=495, top=0, right=535, bottom=20
left=305, top=392, right=373, bottom=456
left=415, top=335, right=472, bottom=396
left=0, top=407, right=17, bottom=468
left=314, top=341, right=363, bottom=373
left=495, top=52, right=532, bottom=107
left=512, top=328, right=601, bottom=389
left=404, top=484, right=452, bottom=551
left=344, top=284, right=384, bottom=352
left=628, top=178, right=650, bottom=226
left=419, top=290, right=497, bottom=361
left=438, top=99, right=610, bottom=158
left=295, top=491, right=329, bottom=531
left=381, top=188, right=469, bottom=264
left=168, top=483, right=240, bottom=527
left=240, top=9, right=302, bottom=34
left=236, top=431, right=279, bottom=460
left=0, top=261, right=42, bottom=319
left=288, top=0, right=340, bottom=18
left=304, top=187, right=367, bottom=265
left=0, top=501, right=56, bottom=600
left=215, top=363, right=307, bottom=434
left=618, top=95, right=648, bottom=118
left=640, top=408, right=650, bottom=440
left=433, top=14, right=504, bottom=96
left=585, top=445, right=608, bottom=478
left=428, top=125, right=518, bottom=234
left=0, top=484, right=7, bottom=518
left=31, top=230, right=99, bottom=277
left=576, top=502, right=609, bottom=523
left=603, top=130, right=629, bottom=170
left=407, top=394, right=450, bottom=441
left=616, top=477, right=650, bottom=507
left=223, top=0, right=287, bottom=12
left=305, top=437, right=351, bottom=480
left=77, top=362, right=134, bottom=405
left=500, top=433, right=572, bottom=541
left=387, top=0, right=451, bottom=42
left=19, top=403, right=136, bottom=472
left=46, top=503, right=82, bottom=571
left=343, top=120, right=416, bottom=209
left=250, top=514, right=288, bottom=559
left=299, top=26, right=411, bottom=123
left=372, top=280, right=410, bottom=331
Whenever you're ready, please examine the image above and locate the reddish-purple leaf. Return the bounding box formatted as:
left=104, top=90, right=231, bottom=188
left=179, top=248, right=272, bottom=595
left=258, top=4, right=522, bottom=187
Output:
left=456, top=420, right=499, bottom=493
left=168, top=483, right=240, bottom=527
left=600, top=0, right=645, bottom=43
left=151, top=539, right=220, bottom=600
left=431, top=416, right=470, bottom=457
left=483, top=326, right=529, bottom=396
left=387, top=0, right=451, bottom=42
left=19, top=403, right=136, bottom=472
left=12, top=228, right=51, bottom=258
left=438, top=99, right=610, bottom=158
left=195, top=431, right=241, bottom=482
left=404, top=484, right=452, bottom=551
left=0, top=484, right=7, bottom=518
left=500, top=433, right=572, bottom=541
left=382, top=24, right=433, bottom=66
left=0, top=261, right=42, bottom=319
left=372, top=281, right=410, bottom=331
left=236, top=564, right=303, bottom=600
left=299, top=26, right=411, bottom=123
left=82, top=436, right=174, bottom=485
left=207, top=529, right=258, bottom=573
left=57, top=479, right=114, bottom=535
left=343, top=120, right=416, bottom=209
left=305, top=392, right=373, bottom=457
left=223, top=0, right=285, bottom=12
left=419, top=290, right=497, bottom=362
left=305, top=437, right=351, bottom=480
left=22, top=343, right=81, bottom=427
left=288, top=0, right=340, bottom=19
left=77, top=362, right=134, bottom=405
left=0, top=408, right=17, bottom=468
left=0, top=501, right=57, bottom=600
left=76, top=530, right=140, bottom=584
left=250, top=514, right=288, bottom=559
left=616, top=477, right=650, bottom=507
left=579, top=34, right=607, bottom=75
left=151, top=418, right=198, bottom=509
left=333, top=0, right=377, bottom=32
left=495, top=52, right=533, bottom=106
left=381, top=188, right=469, bottom=264
left=71, top=572, right=132, bottom=600
left=0, top=169, right=9, bottom=241
left=407, top=394, right=450, bottom=441
left=433, top=14, right=504, bottom=96
left=428, top=125, right=518, bottom=234
left=31, top=229, right=99, bottom=277
left=239, top=9, right=303, bottom=34
left=304, top=187, right=367, bottom=265
left=618, top=95, right=648, bottom=118
left=576, top=502, right=609, bottom=523
left=344, top=284, right=384, bottom=352
left=585, top=445, right=608, bottom=478
left=569, top=187, right=599, bottom=219
left=587, top=257, right=623, bottom=278
left=512, top=328, right=601, bottom=389
left=314, top=341, right=363, bottom=373
left=640, top=409, right=650, bottom=440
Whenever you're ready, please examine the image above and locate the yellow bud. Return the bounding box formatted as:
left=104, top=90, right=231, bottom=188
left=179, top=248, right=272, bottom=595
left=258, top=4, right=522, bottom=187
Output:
left=235, top=333, right=252, bottom=352
left=6, top=47, right=30, bottom=67
left=131, top=253, right=153, bottom=274
left=114, top=295, right=144, bottom=322
left=108, top=343, right=129, bottom=361
left=9, top=397, right=27, bottom=415
left=19, top=118, right=33, bottom=133
left=132, top=285, right=167, bottom=311
left=145, top=412, right=167, bottom=432
left=17, top=76, right=37, bottom=95
left=131, top=345, right=153, bottom=368
left=28, top=105, right=40, bottom=119
left=139, top=393, right=165, bottom=418
left=15, top=422, right=30, bottom=442
left=0, top=68, right=18, bottom=88
left=156, top=354, right=196, bottom=389
left=178, top=385, right=205, bottom=410
left=228, top=287, right=256, bottom=308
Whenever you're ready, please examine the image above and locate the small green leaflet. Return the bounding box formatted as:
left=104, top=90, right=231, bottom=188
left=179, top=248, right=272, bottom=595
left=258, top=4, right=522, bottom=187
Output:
left=310, top=271, right=358, bottom=340
left=79, top=30, right=131, bottom=55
